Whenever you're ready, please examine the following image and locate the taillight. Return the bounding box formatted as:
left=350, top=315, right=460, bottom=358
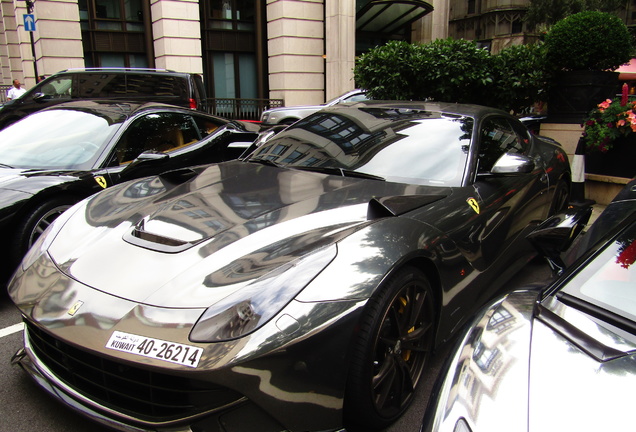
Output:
left=189, top=98, right=197, bottom=109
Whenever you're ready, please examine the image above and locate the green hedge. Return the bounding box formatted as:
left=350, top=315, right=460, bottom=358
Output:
left=354, top=39, right=549, bottom=114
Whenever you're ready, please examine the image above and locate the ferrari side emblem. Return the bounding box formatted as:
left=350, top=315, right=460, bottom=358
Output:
left=467, top=197, right=480, bottom=214
left=67, top=300, right=84, bottom=316
left=95, top=176, right=108, bottom=188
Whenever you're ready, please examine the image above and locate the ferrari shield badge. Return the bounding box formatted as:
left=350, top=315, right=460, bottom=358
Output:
left=94, top=176, right=108, bottom=188
left=467, top=197, right=480, bottom=214
left=67, top=300, right=84, bottom=316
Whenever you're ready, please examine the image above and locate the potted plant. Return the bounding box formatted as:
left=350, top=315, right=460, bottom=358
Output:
left=544, top=11, right=633, bottom=123
left=582, top=92, right=636, bottom=178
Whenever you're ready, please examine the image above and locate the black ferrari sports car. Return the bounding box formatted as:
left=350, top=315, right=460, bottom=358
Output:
left=0, top=100, right=259, bottom=282
left=9, top=101, right=571, bottom=432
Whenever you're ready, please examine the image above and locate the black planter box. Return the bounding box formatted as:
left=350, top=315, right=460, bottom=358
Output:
left=548, top=71, right=620, bottom=124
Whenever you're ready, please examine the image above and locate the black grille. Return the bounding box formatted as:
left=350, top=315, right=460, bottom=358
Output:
left=26, top=322, right=242, bottom=423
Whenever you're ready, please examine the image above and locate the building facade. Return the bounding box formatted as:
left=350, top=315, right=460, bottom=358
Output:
left=1, top=0, right=449, bottom=111
left=3, top=0, right=633, bottom=114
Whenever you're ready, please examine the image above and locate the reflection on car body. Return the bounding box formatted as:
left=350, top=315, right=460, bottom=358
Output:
left=10, top=101, right=571, bottom=432
left=0, top=100, right=259, bottom=283
left=423, top=179, right=636, bottom=432
left=260, top=88, right=368, bottom=126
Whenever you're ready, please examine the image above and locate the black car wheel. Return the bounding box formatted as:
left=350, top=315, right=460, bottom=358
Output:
left=549, top=179, right=570, bottom=215
left=12, top=197, right=76, bottom=265
left=345, top=266, right=435, bottom=431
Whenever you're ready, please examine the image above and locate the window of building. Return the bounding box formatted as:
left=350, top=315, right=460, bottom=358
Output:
left=201, top=0, right=265, bottom=100
left=78, top=0, right=152, bottom=68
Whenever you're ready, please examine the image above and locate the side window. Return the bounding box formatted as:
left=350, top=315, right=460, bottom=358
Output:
left=191, top=114, right=226, bottom=138
left=77, top=74, right=127, bottom=98
left=113, top=113, right=201, bottom=164
left=478, top=117, right=525, bottom=173
left=344, top=93, right=368, bottom=103
left=35, top=77, right=73, bottom=99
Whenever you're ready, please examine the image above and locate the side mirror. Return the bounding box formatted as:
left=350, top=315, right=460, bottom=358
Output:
left=32, top=92, right=51, bottom=102
left=491, top=153, right=535, bottom=174
left=526, top=206, right=593, bottom=274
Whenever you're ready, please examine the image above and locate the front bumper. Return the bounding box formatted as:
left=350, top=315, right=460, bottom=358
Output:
left=14, top=323, right=351, bottom=432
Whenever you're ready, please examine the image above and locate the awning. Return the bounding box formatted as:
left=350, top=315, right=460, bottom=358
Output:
left=356, top=0, right=434, bottom=34
left=616, top=58, right=636, bottom=81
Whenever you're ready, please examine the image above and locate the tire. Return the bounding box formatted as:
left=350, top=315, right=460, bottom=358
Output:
left=344, top=266, right=436, bottom=431
left=549, top=179, right=570, bottom=215
left=11, top=197, right=76, bottom=267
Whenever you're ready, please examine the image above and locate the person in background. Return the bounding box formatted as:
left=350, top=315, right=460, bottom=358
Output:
left=7, top=79, right=26, bottom=100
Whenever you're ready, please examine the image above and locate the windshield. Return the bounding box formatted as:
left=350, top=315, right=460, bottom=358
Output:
left=560, top=221, right=636, bottom=324
left=0, top=109, right=123, bottom=170
left=247, top=109, right=472, bottom=186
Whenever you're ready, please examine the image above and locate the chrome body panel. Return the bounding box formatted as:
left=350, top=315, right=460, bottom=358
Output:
left=529, top=297, right=636, bottom=432
left=424, top=179, right=636, bottom=432
left=9, top=102, right=571, bottom=431
left=424, top=290, right=538, bottom=432
left=260, top=89, right=367, bottom=125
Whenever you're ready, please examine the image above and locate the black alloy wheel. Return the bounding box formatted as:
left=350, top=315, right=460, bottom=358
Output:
left=345, top=266, right=436, bottom=431
left=12, top=197, right=76, bottom=267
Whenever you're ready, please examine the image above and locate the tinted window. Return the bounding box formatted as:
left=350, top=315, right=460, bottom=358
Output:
left=248, top=109, right=473, bottom=186
left=34, top=77, right=73, bottom=99
left=76, top=73, right=188, bottom=98
left=114, top=112, right=201, bottom=164
left=478, top=117, right=526, bottom=173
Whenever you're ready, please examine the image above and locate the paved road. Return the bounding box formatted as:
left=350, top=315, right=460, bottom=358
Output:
left=0, top=258, right=553, bottom=432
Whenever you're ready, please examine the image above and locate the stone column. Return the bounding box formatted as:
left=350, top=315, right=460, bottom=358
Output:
left=30, top=0, right=84, bottom=83
left=151, top=0, right=203, bottom=73
left=325, top=0, right=355, bottom=100
left=267, top=0, right=324, bottom=107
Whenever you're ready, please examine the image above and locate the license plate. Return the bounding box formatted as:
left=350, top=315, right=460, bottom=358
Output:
left=106, top=331, right=203, bottom=368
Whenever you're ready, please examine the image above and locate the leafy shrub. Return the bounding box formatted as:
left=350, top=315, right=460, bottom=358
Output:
left=486, top=44, right=550, bottom=113
left=354, top=38, right=492, bottom=104
left=353, top=40, right=422, bottom=100
left=544, top=11, right=632, bottom=71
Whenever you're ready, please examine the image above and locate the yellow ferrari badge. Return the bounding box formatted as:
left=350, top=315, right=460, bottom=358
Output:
left=467, top=197, right=480, bottom=214
left=95, top=176, right=108, bottom=188
left=67, top=300, right=84, bottom=316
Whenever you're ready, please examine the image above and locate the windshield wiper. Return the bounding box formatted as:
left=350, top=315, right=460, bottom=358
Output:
left=0, top=163, right=13, bottom=168
left=246, top=158, right=284, bottom=168
left=292, top=165, right=385, bottom=181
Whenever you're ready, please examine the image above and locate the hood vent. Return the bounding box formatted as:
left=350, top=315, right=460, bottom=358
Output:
left=123, top=218, right=194, bottom=253
left=367, top=194, right=446, bottom=220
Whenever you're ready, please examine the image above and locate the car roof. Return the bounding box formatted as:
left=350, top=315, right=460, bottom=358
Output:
left=51, top=68, right=197, bottom=77
left=320, top=100, right=511, bottom=119
left=39, top=100, right=228, bottom=122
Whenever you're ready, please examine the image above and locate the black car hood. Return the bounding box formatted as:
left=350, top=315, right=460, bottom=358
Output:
left=0, top=167, right=90, bottom=194
left=48, top=161, right=450, bottom=307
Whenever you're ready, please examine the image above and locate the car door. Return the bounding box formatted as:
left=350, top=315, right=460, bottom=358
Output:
left=444, top=115, right=548, bottom=273
left=469, top=115, right=548, bottom=266
left=97, top=111, right=235, bottom=187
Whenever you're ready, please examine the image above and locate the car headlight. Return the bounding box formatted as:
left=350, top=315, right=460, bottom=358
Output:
left=260, top=111, right=270, bottom=123
left=20, top=202, right=82, bottom=271
left=190, top=244, right=337, bottom=342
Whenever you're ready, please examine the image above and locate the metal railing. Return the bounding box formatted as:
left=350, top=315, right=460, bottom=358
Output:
left=0, top=85, right=10, bottom=103
left=206, top=98, right=284, bottom=121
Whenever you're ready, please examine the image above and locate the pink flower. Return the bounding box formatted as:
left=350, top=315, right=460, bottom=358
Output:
left=599, top=99, right=612, bottom=109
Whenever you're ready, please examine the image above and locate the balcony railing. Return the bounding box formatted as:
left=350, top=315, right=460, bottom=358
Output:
left=206, top=98, right=284, bottom=121
left=0, top=85, right=10, bottom=103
